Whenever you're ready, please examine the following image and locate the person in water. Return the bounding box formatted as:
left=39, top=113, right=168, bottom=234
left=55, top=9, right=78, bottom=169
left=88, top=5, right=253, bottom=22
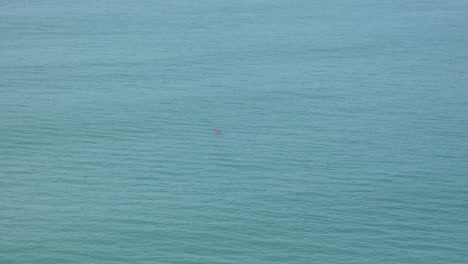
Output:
left=215, top=130, right=221, bottom=134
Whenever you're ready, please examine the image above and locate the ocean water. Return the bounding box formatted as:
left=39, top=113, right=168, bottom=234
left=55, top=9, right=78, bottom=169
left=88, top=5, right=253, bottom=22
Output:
left=1, top=0, right=468, bottom=263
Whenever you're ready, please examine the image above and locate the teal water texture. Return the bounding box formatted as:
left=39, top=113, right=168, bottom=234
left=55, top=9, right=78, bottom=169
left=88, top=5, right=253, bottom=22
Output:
left=1, top=0, right=468, bottom=263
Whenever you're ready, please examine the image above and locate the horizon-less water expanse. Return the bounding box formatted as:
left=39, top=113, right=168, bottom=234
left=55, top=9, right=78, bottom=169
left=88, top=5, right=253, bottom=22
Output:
left=1, top=0, right=468, bottom=263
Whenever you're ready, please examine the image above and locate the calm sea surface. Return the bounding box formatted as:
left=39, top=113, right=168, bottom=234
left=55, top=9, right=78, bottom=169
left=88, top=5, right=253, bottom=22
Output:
left=1, top=1, right=468, bottom=263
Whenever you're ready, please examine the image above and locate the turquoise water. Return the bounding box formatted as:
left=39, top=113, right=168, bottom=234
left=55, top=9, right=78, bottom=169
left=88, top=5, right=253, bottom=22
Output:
left=1, top=0, right=468, bottom=263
